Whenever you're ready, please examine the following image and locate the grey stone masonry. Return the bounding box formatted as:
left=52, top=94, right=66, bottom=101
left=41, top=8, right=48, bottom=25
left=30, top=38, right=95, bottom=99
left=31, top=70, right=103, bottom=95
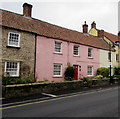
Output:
left=1, top=27, right=36, bottom=78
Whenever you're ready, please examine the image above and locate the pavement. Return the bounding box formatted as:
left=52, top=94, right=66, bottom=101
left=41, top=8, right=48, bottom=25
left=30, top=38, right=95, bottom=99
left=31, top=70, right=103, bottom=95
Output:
left=2, top=83, right=119, bottom=108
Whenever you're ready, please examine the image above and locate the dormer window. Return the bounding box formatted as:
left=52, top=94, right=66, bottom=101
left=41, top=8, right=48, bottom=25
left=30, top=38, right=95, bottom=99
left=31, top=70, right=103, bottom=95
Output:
left=8, top=32, right=20, bottom=47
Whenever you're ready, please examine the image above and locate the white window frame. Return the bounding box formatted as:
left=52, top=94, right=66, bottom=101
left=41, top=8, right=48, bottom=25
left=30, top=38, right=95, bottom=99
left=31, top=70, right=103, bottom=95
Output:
left=116, top=54, right=119, bottom=61
left=54, top=41, right=62, bottom=53
left=4, top=61, right=20, bottom=77
left=8, top=32, right=20, bottom=47
left=53, top=64, right=62, bottom=77
left=108, top=52, right=112, bottom=62
left=87, top=66, right=93, bottom=76
left=73, top=45, right=79, bottom=56
left=88, top=48, right=92, bottom=58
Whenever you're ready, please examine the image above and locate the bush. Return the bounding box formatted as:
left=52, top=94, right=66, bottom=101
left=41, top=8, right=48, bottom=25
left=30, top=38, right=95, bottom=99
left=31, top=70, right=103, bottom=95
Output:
left=64, top=65, right=75, bottom=81
left=97, top=67, right=109, bottom=78
left=65, top=76, right=74, bottom=81
left=38, top=81, right=49, bottom=83
left=82, top=77, right=93, bottom=87
left=95, top=75, right=103, bottom=79
left=2, top=76, right=14, bottom=85
left=112, top=75, right=120, bottom=79
left=2, top=74, right=36, bottom=85
left=114, top=67, right=120, bottom=75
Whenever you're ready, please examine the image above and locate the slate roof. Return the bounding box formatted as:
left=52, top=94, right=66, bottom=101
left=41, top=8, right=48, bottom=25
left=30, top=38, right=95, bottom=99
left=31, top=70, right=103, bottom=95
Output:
left=0, top=9, right=110, bottom=50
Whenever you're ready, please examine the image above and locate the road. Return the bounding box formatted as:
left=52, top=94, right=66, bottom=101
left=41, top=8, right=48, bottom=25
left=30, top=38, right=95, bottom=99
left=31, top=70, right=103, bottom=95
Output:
left=2, top=86, right=119, bottom=118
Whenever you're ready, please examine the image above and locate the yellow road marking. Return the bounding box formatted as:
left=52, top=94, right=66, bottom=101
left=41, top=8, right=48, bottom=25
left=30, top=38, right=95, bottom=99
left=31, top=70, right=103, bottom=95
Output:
left=1, top=86, right=118, bottom=110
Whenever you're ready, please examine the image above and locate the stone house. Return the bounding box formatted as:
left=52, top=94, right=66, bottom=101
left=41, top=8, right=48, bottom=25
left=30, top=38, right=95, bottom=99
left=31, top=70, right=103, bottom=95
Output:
left=0, top=3, right=36, bottom=78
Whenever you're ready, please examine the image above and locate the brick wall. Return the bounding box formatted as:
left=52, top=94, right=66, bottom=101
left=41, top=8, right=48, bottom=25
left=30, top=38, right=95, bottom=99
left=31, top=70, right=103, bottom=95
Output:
left=2, top=27, right=36, bottom=78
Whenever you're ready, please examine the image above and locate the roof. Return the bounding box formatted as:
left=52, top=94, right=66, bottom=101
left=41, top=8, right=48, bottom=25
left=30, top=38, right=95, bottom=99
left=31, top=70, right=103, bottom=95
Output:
left=0, top=9, right=110, bottom=50
left=104, top=31, right=120, bottom=42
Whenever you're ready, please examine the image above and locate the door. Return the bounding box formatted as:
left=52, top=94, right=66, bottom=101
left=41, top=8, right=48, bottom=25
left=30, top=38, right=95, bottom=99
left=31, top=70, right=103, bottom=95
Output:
left=74, top=65, right=78, bottom=80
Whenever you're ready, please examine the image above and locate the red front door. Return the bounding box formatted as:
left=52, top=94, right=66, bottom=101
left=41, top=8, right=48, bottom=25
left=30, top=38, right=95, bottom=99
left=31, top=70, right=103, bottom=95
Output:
left=74, top=65, right=78, bottom=80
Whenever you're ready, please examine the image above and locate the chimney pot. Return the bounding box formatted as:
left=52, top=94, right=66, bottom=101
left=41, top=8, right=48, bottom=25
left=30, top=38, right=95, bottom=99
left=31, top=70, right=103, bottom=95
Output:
left=118, top=31, right=120, bottom=36
left=23, top=3, right=33, bottom=17
left=98, top=30, right=104, bottom=38
left=82, top=21, right=88, bottom=33
left=91, top=21, right=96, bottom=29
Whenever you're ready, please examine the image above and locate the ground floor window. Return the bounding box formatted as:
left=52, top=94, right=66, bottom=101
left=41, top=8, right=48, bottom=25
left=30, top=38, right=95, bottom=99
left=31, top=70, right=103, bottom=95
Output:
left=87, top=66, right=93, bottom=76
left=53, top=64, right=62, bottom=76
left=4, top=61, right=20, bottom=77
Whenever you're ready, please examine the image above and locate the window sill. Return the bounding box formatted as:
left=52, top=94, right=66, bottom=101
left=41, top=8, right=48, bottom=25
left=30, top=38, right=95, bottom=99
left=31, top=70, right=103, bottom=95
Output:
left=108, top=60, right=112, bottom=62
left=88, top=57, right=93, bottom=59
left=73, top=55, right=80, bottom=57
left=7, top=45, right=21, bottom=49
left=4, top=75, right=20, bottom=78
left=53, top=76, right=63, bottom=78
left=54, top=52, right=63, bottom=55
left=87, top=75, right=93, bottom=77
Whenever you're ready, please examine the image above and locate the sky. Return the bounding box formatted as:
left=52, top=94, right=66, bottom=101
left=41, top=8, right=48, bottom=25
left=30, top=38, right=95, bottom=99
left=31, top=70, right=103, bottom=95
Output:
left=0, top=0, right=119, bottom=35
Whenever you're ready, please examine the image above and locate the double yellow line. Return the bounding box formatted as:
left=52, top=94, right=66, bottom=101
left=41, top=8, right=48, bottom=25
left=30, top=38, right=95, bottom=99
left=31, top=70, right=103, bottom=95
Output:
left=1, top=86, right=119, bottom=110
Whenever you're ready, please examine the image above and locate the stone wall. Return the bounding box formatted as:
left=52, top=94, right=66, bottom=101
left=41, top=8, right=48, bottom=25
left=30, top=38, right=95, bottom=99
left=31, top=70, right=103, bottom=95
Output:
left=1, top=27, right=36, bottom=78
left=3, top=79, right=118, bottom=99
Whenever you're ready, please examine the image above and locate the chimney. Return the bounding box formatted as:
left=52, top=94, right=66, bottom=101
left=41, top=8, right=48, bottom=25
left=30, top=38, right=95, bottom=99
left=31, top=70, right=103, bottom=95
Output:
left=82, top=21, right=88, bottom=33
left=23, top=3, right=33, bottom=17
left=91, top=21, right=96, bottom=29
left=98, top=30, right=104, bottom=38
left=118, top=31, right=120, bottom=36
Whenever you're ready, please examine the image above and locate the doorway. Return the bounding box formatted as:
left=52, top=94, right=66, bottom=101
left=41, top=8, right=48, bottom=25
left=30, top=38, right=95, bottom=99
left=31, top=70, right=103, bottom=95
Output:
left=73, top=65, right=78, bottom=80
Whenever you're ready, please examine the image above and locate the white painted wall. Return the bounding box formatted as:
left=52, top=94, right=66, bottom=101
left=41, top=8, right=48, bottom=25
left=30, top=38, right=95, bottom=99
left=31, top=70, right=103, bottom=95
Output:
left=100, top=49, right=116, bottom=75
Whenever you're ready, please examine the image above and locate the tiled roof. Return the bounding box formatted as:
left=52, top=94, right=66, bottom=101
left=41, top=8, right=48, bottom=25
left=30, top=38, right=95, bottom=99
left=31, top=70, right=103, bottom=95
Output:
left=104, top=31, right=120, bottom=42
left=0, top=9, right=110, bottom=50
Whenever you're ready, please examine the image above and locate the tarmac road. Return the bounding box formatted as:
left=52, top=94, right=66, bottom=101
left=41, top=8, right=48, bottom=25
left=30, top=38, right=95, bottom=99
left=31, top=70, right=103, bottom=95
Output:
left=2, top=86, right=119, bottom=118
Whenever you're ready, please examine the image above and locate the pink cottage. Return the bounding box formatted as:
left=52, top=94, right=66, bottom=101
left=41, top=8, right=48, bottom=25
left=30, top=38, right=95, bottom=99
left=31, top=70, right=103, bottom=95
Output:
left=35, top=22, right=109, bottom=82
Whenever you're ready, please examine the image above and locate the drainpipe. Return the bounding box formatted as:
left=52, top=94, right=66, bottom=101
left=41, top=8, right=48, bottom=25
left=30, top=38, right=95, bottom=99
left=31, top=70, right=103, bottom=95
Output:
left=67, top=41, right=70, bottom=65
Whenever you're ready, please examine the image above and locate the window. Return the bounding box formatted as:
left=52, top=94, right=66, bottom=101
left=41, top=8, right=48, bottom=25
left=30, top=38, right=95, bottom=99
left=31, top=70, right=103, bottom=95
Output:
left=87, top=66, right=93, bottom=76
left=108, top=52, right=111, bottom=62
left=8, top=32, right=20, bottom=47
left=53, top=64, right=62, bottom=76
left=73, top=46, right=79, bottom=56
left=5, top=61, right=20, bottom=77
left=116, top=54, right=119, bottom=61
left=54, top=41, right=62, bottom=53
left=88, top=48, right=92, bottom=58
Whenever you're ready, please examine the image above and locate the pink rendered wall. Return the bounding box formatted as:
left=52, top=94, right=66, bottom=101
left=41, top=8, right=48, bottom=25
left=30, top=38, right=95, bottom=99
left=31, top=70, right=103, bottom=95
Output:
left=36, top=36, right=99, bottom=82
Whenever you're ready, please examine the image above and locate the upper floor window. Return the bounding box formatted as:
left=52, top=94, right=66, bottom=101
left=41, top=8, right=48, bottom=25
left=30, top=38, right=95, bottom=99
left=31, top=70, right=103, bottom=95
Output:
left=53, top=64, right=62, bottom=76
left=108, top=52, right=111, bottom=62
left=54, top=41, right=62, bottom=53
left=116, top=54, right=119, bottom=61
left=4, top=61, right=20, bottom=77
left=8, top=32, right=20, bottom=47
left=73, top=46, right=79, bottom=56
left=88, top=48, right=92, bottom=58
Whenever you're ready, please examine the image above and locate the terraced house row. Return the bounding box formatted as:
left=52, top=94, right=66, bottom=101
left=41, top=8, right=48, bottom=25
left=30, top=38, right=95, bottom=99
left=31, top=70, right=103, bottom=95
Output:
left=1, top=3, right=120, bottom=82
